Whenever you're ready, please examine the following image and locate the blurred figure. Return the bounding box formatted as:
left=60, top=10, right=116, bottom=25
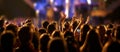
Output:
left=32, top=32, right=39, bottom=52
left=102, top=40, right=120, bottom=52
left=39, top=33, right=50, bottom=52
left=104, top=29, right=113, bottom=44
left=47, top=22, right=57, bottom=35
left=0, top=31, right=16, bottom=52
left=114, top=26, right=120, bottom=40
left=64, top=30, right=74, bottom=39
left=96, top=25, right=106, bottom=45
left=6, top=23, right=20, bottom=51
left=0, top=16, right=6, bottom=34
left=59, top=11, right=66, bottom=32
left=79, top=24, right=92, bottom=46
left=72, top=20, right=79, bottom=32
left=62, top=21, right=70, bottom=32
left=41, top=20, right=49, bottom=29
left=6, top=23, right=18, bottom=37
left=38, top=28, right=47, bottom=36
left=46, top=7, right=54, bottom=22
left=16, top=26, right=36, bottom=52
left=106, top=24, right=114, bottom=30
left=65, top=36, right=79, bottom=52
left=51, top=30, right=62, bottom=38
left=47, top=37, right=68, bottom=52
left=23, top=21, right=39, bottom=52
left=80, top=29, right=103, bottom=52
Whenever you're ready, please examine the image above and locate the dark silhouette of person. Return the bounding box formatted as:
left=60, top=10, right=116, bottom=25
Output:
left=6, top=23, right=18, bottom=37
left=47, top=37, right=68, bottom=52
left=47, top=22, right=57, bottom=35
left=39, top=33, right=50, bottom=52
left=79, top=24, right=92, bottom=46
left=65, top=36, right=79, bottom=52
left=16, top=26, right=36, bottom=52
left=115, top=26, right=120, bottom=40
left=0, top=16, right=5, bottom=35
left=80, top=29, right=103, bottom=52
left=51, top=30, right=62, bottom=38
left=102, top=40, right=120, bottom=52
left=96, top=25, right=106, bottom=45
left=39, top=28, right=47, bottom=36
left=0, top=30, right=15, bottom=52
left=41, top=20, right=49, bottom=29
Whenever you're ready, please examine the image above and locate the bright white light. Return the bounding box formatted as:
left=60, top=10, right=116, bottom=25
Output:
left=66, top=0, right=69, bottom=4
left=87, top=0, right=91, bottom=5
left=65, top=7, right=69, bottom=18
left=65, top=0, right=69, bottom=18
left=36, top=10, right=39, bottom=14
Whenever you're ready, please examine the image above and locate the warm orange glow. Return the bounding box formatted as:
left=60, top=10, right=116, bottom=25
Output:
left=91, top=10, right=107, bottom=17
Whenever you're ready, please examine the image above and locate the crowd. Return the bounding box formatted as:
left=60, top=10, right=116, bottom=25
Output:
left=0, top=14, right=120, bottom=52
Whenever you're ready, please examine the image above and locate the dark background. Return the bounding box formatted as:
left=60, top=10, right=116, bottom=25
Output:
left=0, top=0, right=36, bottom=20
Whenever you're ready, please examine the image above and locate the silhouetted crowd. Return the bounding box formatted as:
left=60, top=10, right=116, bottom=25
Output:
left=0, top=15, right=120, bottom=52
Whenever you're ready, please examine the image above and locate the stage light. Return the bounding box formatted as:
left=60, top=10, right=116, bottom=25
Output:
left=87, top=0, right=91, bottom=5
left=34, top=3, right=39, bottom=17
left=66, top=0, right=69, bottom=3
left=65, top=7, right=69, bottom=18
left=36, top=10, right=39, bottom=15
left=65, top=0, right=69, bottom=18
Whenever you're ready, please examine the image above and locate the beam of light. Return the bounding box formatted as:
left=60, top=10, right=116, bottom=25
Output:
left=65, top=6, right=69, bottom=18
left=65, top=0, right=69, bottom=18
left=87, top=0, right=91, bottom=5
